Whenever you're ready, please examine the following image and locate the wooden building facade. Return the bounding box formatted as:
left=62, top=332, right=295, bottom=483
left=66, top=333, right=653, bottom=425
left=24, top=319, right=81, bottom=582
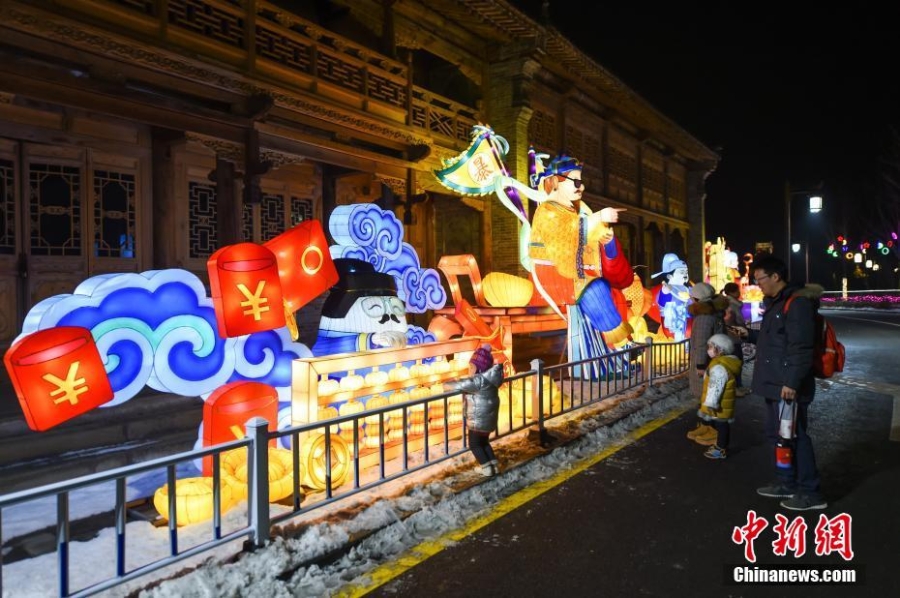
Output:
left=0, top=0, right=719, bottom=347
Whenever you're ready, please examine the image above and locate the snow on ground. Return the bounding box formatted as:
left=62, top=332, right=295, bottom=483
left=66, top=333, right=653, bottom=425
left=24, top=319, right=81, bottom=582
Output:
left=1, top=378, right=692, bottom=598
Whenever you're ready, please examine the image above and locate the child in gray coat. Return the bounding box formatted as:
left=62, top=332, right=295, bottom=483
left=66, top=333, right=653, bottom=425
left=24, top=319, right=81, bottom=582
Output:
left=449, top=344, right=503, bottom=477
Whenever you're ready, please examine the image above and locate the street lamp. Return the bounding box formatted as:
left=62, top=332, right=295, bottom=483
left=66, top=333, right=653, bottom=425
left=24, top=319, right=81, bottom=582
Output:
left=784, top=182, right=824, bottom=282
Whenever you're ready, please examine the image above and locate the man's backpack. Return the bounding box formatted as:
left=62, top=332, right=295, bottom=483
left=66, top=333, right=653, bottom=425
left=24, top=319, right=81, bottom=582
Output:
left=783, top=296, right=845, bottom=378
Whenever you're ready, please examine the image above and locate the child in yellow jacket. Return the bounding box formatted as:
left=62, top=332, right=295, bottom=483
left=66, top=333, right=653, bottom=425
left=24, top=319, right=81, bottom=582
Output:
left=687, top=333, right=743, bottom=459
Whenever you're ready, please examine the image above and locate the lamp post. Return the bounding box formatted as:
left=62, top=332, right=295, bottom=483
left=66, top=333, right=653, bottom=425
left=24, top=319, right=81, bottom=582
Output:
left=784, top=182, right=823, bottom=282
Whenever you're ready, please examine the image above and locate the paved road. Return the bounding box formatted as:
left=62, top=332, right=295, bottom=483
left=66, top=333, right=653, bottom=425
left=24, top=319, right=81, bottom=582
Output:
left=359, top=309, right=900, bottom=597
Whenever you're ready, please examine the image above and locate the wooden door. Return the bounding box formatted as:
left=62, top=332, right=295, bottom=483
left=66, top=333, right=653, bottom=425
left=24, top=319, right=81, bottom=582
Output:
left=0, top=139, right=21, bottom=345
left=22, top=143, right=90, bottom=308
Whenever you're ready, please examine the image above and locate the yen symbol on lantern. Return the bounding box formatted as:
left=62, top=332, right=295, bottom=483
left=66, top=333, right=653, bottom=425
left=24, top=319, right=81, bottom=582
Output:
left=237, top=280, right=270, bottom=320
left=43, top=361, right=89, bottom=406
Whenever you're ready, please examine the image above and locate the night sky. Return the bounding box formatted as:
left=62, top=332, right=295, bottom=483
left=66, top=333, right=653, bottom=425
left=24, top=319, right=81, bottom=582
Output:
left=510, top=1, right=900, bottom=284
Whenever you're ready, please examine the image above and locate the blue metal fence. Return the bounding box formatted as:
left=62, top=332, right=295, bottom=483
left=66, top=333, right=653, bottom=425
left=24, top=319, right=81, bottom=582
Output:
left=0, top=339, right=690, bottom=597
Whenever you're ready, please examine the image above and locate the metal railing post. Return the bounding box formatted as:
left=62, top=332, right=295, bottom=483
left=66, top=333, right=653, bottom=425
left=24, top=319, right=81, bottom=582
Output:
left=246, top=417, right=270, bottom=550
left=645, top=337, right=654, bottom=387
left=530, top=358, right=552, bottom=446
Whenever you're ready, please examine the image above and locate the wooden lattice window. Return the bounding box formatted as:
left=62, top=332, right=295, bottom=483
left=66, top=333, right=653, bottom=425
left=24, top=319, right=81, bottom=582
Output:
left=93, top=170, right=137, bottom=258
left=0, top=158, right=14, bottom=255
left=29, top=163, right=82, bottom=256
left=188, top=181, right=217, bottom=259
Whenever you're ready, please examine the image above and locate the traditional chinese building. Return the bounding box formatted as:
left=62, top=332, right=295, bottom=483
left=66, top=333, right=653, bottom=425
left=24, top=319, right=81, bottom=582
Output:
left=0, top=0, right=719, bottom=348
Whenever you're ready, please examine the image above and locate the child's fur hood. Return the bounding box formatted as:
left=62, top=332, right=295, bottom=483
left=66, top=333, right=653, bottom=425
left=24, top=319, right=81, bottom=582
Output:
left=688, top=294, right=729, bottom=316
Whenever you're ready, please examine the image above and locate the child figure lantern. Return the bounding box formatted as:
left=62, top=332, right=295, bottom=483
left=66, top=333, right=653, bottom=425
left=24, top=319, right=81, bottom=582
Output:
left=650, top=253, right=691, bottom=341
left=4, top=326, right=114, bottom=431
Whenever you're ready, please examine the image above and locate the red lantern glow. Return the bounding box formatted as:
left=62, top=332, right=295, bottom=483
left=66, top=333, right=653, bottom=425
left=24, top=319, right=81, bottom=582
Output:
left=4, top=326, right=114, bottom=431
left=202, top=381, right=279, bottom=475
left=207, top=243, right=285, bottom=338
left=264, top=221, right=339, bottom=312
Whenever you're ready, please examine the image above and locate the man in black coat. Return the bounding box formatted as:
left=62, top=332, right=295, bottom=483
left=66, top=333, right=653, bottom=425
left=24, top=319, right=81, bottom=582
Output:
left=735, top=254, right=826, bottom=510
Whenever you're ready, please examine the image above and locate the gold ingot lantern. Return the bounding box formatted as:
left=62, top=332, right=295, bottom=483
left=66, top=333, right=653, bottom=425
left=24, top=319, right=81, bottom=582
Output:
left=431, top=358, right=451, bottom=375
left=407, top=387, right=428, bottom=435
left=427, top=395, right=446, bottom=430
left=317, top=378, right=340, bottom=397
left=447, top=393, right=464, bottom=424
left=299, top=432, right=351, bottom=491
left=364, top=394, right=389, bottom=448
left=364, top=368, right=389, bottom=387
left=409, top=362, right=431, bottom=379
left=153, top=477, right=237, bottom=527
left=318, top=405, right=340, bottom=434
left=338, top=397, right=364, bottom=443
left=482, top=272, right=534, bottom=307
left=219, top=447, right=296, bottom=503
left=388, top=364, right=410, bottom=382
left=451, top=356, right=470, bottom=372
left=339, top=371, right=365, bottom=392
left=387, top=390, right=409, bottom=441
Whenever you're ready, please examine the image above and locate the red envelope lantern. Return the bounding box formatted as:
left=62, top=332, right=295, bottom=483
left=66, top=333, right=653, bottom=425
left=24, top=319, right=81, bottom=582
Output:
left=202, top=381, right=279, bottom=475
left=4, top=326, right=114, bottom=432
left=264, top=220, right=338, bottom=312
left=208, top=243, right=285, bottom=338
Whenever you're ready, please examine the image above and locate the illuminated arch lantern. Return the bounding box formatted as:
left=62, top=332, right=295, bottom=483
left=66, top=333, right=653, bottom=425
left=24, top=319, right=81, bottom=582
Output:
left=265, top=220, right=339, bottom=338
left=4, top=326, right=114, bottom=431
left=207, top=243, right=285, bottom=338
left=202, top=381, right=279, bottom=476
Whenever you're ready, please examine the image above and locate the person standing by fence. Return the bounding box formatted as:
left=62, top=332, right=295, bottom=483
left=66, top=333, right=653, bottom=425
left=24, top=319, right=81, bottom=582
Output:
left=448, top=345, right=504, bottom=477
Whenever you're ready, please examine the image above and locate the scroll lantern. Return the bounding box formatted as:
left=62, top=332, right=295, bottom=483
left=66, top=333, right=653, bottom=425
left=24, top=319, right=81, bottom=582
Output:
left=202, top=381, right=278, bottom=475
left=264, top=220, right=338, bottom=336
left=207, top=243, right=285, bottom=338
left=4, top=326, right=114, bottom=432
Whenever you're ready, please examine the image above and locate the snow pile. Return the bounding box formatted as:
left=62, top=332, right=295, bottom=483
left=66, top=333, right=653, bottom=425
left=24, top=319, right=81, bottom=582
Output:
left=1, top=378, right=690, bottom=598
left=137, top=379, right=692, bottom=598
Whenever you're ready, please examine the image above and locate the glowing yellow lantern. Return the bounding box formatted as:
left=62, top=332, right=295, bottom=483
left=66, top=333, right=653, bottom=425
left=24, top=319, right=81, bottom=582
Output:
left=338, top=397, right=364, bottom=443
left=407, top=387, right=428, bottom=435
left=427, top=397, right=446, bottom=431
left=482, top=272, right=534, bottom=307
left=318, top=405, right=340, bottom=434
left=299, top=432, right=351, bottom=490
left=153, top=477, right=236, bottom=527
left=447, top=394, right=464, bottom=424
left=431, top=358, right=451, bottom=375
left=451, top=356, right=470, bottom=372
left=219, top=447, right=296, bottom=503
left=364, top=394, right=389, bottom=448
left=388, top=364, right=410, bottom=382
left=409, top=362, right=431, bottom=379
left=365, top=368, right=389, bottom=387
left=340, top=371, right=364, bottom=392
left=318, top=378, right=340, bottom=397
left=387, top=390, right=409, bottom=441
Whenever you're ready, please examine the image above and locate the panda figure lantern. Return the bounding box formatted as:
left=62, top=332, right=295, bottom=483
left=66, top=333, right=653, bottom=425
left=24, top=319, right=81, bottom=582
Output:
left=312, top=258, right=409, bottom=356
